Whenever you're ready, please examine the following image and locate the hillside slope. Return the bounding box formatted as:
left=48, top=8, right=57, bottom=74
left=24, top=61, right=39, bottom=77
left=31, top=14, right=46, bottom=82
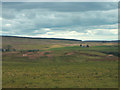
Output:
left=2, top=36, right=118, bottom=50
left=2, top=36, right=82, bottom=50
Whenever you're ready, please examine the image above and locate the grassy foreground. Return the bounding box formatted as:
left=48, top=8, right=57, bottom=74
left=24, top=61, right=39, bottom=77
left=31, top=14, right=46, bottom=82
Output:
left=2, top=45, right=118, bottom=88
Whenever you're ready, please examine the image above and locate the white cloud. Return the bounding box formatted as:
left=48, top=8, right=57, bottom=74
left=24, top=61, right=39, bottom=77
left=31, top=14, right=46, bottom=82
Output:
left=86, top=29, right=118, bottom=35
left=0, top=18, right=2, bottom=21
left=35, top=31, right=85, bottom=39
left=0, top=30, right=2, bottom=34
left=43, top=28, right=51, bottom=31
left=109, top=29, right=118, bottom=34
left=5, top=24, right=12, bottom=27
left=34, top=30, right=39, bottom=33
left=20, top=29, right=118, bottom=40
left=32, top=29, right=118, bottom=40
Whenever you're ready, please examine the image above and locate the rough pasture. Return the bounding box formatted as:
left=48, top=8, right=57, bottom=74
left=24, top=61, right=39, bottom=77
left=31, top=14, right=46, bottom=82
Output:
left=2, top=45, right=118, bottom=88
left=2, top=36, right=119, bottom=88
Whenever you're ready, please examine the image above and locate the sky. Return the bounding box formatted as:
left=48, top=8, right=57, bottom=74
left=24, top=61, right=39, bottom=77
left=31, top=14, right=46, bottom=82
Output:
left=1, top=2, right=119, bottom=40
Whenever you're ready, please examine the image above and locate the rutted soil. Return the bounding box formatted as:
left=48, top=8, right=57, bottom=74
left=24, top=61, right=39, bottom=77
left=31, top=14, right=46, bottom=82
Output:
left=3, top=51, right=53, bottom=59
left=2, top=50, right=118, bottom=61
left=22, top=51, right=53, bottom=59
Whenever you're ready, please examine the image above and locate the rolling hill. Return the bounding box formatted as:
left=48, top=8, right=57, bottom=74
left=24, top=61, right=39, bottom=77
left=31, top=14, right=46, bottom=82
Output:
left=1, top=36, right=118, bottom=50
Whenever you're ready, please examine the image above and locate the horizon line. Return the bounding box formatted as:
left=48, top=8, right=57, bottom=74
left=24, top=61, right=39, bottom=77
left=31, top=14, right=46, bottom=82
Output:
left=1, top=35, right=119, bottom=41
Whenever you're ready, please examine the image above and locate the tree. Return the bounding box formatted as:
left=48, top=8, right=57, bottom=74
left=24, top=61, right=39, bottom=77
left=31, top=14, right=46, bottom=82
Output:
left=13, top=49, right=16, bottom=51
left=6, top=45, right=12, bottom=51
left=80, top=44, right=82, bottom=47
left=86, top=45, right=89, bottom=47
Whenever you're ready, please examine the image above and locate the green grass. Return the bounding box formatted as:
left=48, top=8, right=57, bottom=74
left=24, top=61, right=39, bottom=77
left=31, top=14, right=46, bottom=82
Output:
left=2, top=44, right=118, bottom=88
left=2, top=60, right=118, bottom=88
left=49, top=45, right=119, bottom=57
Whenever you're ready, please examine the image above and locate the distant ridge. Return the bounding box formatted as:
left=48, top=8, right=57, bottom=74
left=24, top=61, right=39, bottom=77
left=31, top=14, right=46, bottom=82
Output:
left=1, top=35, right=119, bottom=42
left=1, top=35, right=82, bottom=41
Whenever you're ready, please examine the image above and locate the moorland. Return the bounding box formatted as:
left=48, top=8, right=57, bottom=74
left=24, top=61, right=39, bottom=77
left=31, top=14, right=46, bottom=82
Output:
left=2, top=36, right=119, bottom=88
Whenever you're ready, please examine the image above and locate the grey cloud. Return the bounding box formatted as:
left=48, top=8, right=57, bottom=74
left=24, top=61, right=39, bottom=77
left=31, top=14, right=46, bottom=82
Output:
left=2, top=8, right=118, bottom=32
left=2, top=2, right=118, bottom=40
left=2, top=2, right=118, bottom=12
left=2, top=0, right=118, bottom=2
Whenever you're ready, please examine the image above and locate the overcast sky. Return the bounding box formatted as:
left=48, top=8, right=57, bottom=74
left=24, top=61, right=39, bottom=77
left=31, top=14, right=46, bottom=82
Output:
left=1, top=2, right=118, bottom=40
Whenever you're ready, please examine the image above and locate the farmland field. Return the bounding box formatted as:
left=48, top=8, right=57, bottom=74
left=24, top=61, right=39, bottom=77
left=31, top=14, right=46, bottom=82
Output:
left=2, top=36, right=119, bottom=88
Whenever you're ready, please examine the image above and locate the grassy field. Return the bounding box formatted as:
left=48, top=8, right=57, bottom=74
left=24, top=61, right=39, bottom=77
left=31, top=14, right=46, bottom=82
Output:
left=2, top=37, right=119, bottom=88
